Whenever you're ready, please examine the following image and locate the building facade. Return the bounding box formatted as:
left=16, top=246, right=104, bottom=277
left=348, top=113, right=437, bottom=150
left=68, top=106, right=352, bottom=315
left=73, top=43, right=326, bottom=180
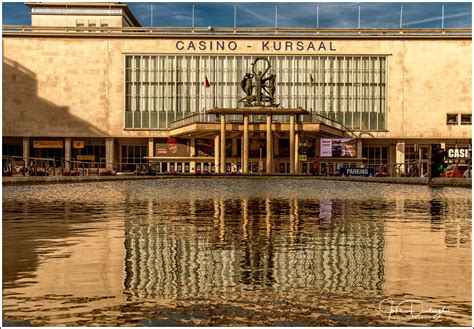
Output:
left=3, top=3, right=472, bottom=175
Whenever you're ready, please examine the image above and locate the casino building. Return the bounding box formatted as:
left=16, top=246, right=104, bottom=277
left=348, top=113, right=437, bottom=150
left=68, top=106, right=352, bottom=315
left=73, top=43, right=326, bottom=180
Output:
left=2, top=2, right=472, bottom=175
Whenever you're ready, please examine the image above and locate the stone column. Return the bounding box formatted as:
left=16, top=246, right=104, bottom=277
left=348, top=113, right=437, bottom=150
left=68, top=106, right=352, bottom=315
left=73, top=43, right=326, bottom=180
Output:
left=190, top=138, right=196, bottom=173
left=396, top=140, right=405, bottom=176
left=22, top=137, right=30, bottom=163
left=148, top=138, right=154, bottom=158
left=105, top=137, right=115, bottom=171
left=214, top=134, right=220, bottom=173
left=289, top=115, right=295, bottom=174
left=266, top=114, right=272, bottom=174
left=243, top=114, right=249, bottom=174
left=357, top=139, right=363, bottom=158
left=65, top=137, right=72, bottom=170
left=220, top=114, right=226, bottom=173
left=294, top=132, right=300, bottom=173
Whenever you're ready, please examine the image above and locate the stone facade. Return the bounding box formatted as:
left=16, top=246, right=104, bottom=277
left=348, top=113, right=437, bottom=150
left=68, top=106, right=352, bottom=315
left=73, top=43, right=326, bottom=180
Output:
left=3, top=35, right=471, bottom=139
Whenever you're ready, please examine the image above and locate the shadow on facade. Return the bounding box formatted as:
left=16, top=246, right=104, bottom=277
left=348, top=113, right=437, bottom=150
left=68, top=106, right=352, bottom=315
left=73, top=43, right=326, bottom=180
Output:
left=3, top=58, right=107, bottom=137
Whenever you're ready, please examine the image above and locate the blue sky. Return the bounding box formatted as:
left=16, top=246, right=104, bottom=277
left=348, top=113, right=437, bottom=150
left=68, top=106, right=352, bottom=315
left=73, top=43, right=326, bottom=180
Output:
left=2, top=2, right=472, bottom=28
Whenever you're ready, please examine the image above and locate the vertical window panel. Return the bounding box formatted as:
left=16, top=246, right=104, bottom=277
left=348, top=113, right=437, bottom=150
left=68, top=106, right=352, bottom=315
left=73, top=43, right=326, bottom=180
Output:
left=124, top=55, right=387, bottom=130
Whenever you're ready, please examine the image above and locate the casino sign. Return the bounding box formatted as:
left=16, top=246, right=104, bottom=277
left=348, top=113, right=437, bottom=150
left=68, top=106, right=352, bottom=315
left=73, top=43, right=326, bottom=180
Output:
left=447, top=148, right=471, bottom=159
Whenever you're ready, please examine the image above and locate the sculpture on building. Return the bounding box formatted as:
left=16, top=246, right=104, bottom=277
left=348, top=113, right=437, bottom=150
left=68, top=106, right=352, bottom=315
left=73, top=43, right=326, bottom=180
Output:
left=239, top=57, right=278, bottom=107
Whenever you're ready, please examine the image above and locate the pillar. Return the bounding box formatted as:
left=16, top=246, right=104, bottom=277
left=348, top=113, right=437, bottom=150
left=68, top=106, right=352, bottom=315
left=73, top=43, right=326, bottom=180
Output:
left=220, top=114, right=226, bottom=173
left=190, top=137, right=196, bottom=173
left=148, top=137, right=154, bottom=158
left=266, top=114, right=272, bottom=173
left=65, top=137, right=72, bottom=170
left=232, top=137, right=237, bottom=172
left=294, top=132, right=300, bottom=173
left=22, top=137, right=30, bottom=163
left=357, top=139, right=363, bottom=158
left=396, top=140, right=405, bottom=176
left=105, top=137, right=114, bottom=171
left=289, top=115, right=295, bottom=174
left=243, top=114, right=249, bottom=174
left=214, top=134, right=220, bottom=173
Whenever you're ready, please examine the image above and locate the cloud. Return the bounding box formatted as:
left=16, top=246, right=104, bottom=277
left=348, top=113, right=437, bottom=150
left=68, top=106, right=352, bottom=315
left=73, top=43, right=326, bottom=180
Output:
left=403, top=12, right=471, bottom=27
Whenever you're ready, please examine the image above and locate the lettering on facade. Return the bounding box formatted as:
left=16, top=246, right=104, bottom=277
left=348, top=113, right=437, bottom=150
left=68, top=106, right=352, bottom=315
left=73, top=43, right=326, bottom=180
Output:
left=175, top=40, right=336, bottom=52
left=447, top=148, right=471, bottom=159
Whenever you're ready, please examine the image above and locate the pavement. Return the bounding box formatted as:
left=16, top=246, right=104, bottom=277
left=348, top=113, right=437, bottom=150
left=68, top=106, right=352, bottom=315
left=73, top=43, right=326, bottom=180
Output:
left=2, top=174, right=471, bottom=188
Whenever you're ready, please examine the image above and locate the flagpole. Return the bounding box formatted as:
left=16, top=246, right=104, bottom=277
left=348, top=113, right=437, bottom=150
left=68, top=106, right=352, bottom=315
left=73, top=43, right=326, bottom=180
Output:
left=316, top=5, right=319, bottom=29
left=275, top=5, right=278, bottom=31
left=234, top=5, right=237, bottom=32
left=441, top=5, right=445, bottom=29
left=192, top=4, right=195, bottom=32
left=400, top=6, right=403, bottom=29
left=358, top=6, right=361, bottom=29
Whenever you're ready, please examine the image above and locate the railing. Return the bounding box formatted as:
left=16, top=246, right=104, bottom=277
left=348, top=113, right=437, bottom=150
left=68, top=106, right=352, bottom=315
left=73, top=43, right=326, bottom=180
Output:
left=3, top=156, right=470, bottom=178
left=2, top=156, right=157, bottom=177
left=170, top=112, right=357, bottom=138
left=170, top=113, right=218, bottom=128
left=3, top=26, right=471, bottom=36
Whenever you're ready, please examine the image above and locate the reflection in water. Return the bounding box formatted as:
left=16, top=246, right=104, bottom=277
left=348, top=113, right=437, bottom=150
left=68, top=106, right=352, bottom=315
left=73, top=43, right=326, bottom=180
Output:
left=122, top=196, right=387, bottom=300
left=2, top=179, right=472, bottom=326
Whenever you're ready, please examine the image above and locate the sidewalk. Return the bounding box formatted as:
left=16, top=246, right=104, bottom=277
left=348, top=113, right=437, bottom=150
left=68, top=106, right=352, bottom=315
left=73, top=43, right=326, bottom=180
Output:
left=2, top=175, right=471, bottom=188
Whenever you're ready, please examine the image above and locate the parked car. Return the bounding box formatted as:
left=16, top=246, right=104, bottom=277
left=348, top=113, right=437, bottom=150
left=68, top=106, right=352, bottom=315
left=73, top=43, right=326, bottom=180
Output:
left=442, top=164, right=470, bottom=178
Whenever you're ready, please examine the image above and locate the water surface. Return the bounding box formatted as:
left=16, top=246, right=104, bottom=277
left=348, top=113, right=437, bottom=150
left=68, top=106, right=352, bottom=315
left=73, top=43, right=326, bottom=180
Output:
left=2, top=178, right=472, bottom=326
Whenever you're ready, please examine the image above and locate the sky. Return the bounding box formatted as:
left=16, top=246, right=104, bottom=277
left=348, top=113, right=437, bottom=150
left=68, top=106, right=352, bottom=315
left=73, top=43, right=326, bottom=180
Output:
left=2, top=1, right=472, bottom=28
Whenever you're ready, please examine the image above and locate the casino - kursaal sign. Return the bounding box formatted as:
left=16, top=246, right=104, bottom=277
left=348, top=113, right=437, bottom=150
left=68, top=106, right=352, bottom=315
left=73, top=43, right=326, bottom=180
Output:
left=447, top=148, right=471, bottom=159
left=175, top=40, right=336, bottom=52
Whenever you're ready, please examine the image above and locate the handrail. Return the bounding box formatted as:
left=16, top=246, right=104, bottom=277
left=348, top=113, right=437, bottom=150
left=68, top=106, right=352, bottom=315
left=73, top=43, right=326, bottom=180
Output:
left=3, top=25, right=471, bottom=36
left=170, top=112, right=358, bottom=138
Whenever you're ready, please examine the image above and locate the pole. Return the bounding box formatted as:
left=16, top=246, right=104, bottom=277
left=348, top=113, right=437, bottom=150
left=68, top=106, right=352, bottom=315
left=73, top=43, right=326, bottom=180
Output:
left=441, top=5, right=445, bottom=29
left=316, top=5, right=319, bottom=29
left=192, top=4, right=195, bottom=30
left=151, top=4, right=153, bottom=27
left=400, top=6, right=403, bottom=29
left=275, top=5, right=278, bottom=30
left=234, top=5, right=237, bottom=31
left=358, top=6, right=361, bottom=29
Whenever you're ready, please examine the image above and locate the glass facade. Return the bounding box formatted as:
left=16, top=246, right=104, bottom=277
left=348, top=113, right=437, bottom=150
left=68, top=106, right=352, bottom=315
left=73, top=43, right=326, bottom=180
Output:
left=125, top=55, right=387, bottom=130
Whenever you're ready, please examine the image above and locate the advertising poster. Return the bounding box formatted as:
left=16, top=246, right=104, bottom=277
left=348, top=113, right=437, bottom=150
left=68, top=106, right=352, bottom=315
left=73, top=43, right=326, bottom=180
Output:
left=155, top=137, right=190, bottom=157
left=320, top=138, right=357, bottom=157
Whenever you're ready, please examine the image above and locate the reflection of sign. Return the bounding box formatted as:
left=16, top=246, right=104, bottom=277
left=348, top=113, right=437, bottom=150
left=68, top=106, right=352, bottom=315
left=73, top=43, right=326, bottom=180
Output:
left=77, top=155, right=96, bottom=161
left=155, top=137, right=190, bottom=157
left=33, top=140, right=63, bottom=148
left=320, top=139, right=357, bottom=158
left=73, top=140, right=84, bottom=148
left=340, top=168, right=374, bottom=177
left=447, top=148, right=471, bottom=159
left=299, top=155, right=307, bottom=161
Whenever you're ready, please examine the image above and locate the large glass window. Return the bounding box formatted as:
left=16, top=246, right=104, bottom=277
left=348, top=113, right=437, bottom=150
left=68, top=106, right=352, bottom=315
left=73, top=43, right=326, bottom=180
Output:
left=362, top=146, right=388, bottom=173
left=125, top=55, right=387, bottom=130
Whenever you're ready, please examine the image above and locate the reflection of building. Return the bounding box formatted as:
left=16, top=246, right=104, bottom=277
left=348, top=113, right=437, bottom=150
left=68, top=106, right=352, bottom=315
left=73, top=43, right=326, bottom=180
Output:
left=123, top=197, right=385, bottom=299
left=3, top=2, right=471, bottom=175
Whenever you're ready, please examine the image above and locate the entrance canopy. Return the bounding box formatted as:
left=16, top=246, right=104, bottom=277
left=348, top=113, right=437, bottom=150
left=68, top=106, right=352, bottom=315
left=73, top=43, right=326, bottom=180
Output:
left=207, top=107, right=309, bottom=116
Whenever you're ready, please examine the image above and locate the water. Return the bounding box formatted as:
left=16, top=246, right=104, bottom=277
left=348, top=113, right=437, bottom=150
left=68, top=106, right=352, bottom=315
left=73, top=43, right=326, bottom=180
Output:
left=2, top=178, right=472, bottom=326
